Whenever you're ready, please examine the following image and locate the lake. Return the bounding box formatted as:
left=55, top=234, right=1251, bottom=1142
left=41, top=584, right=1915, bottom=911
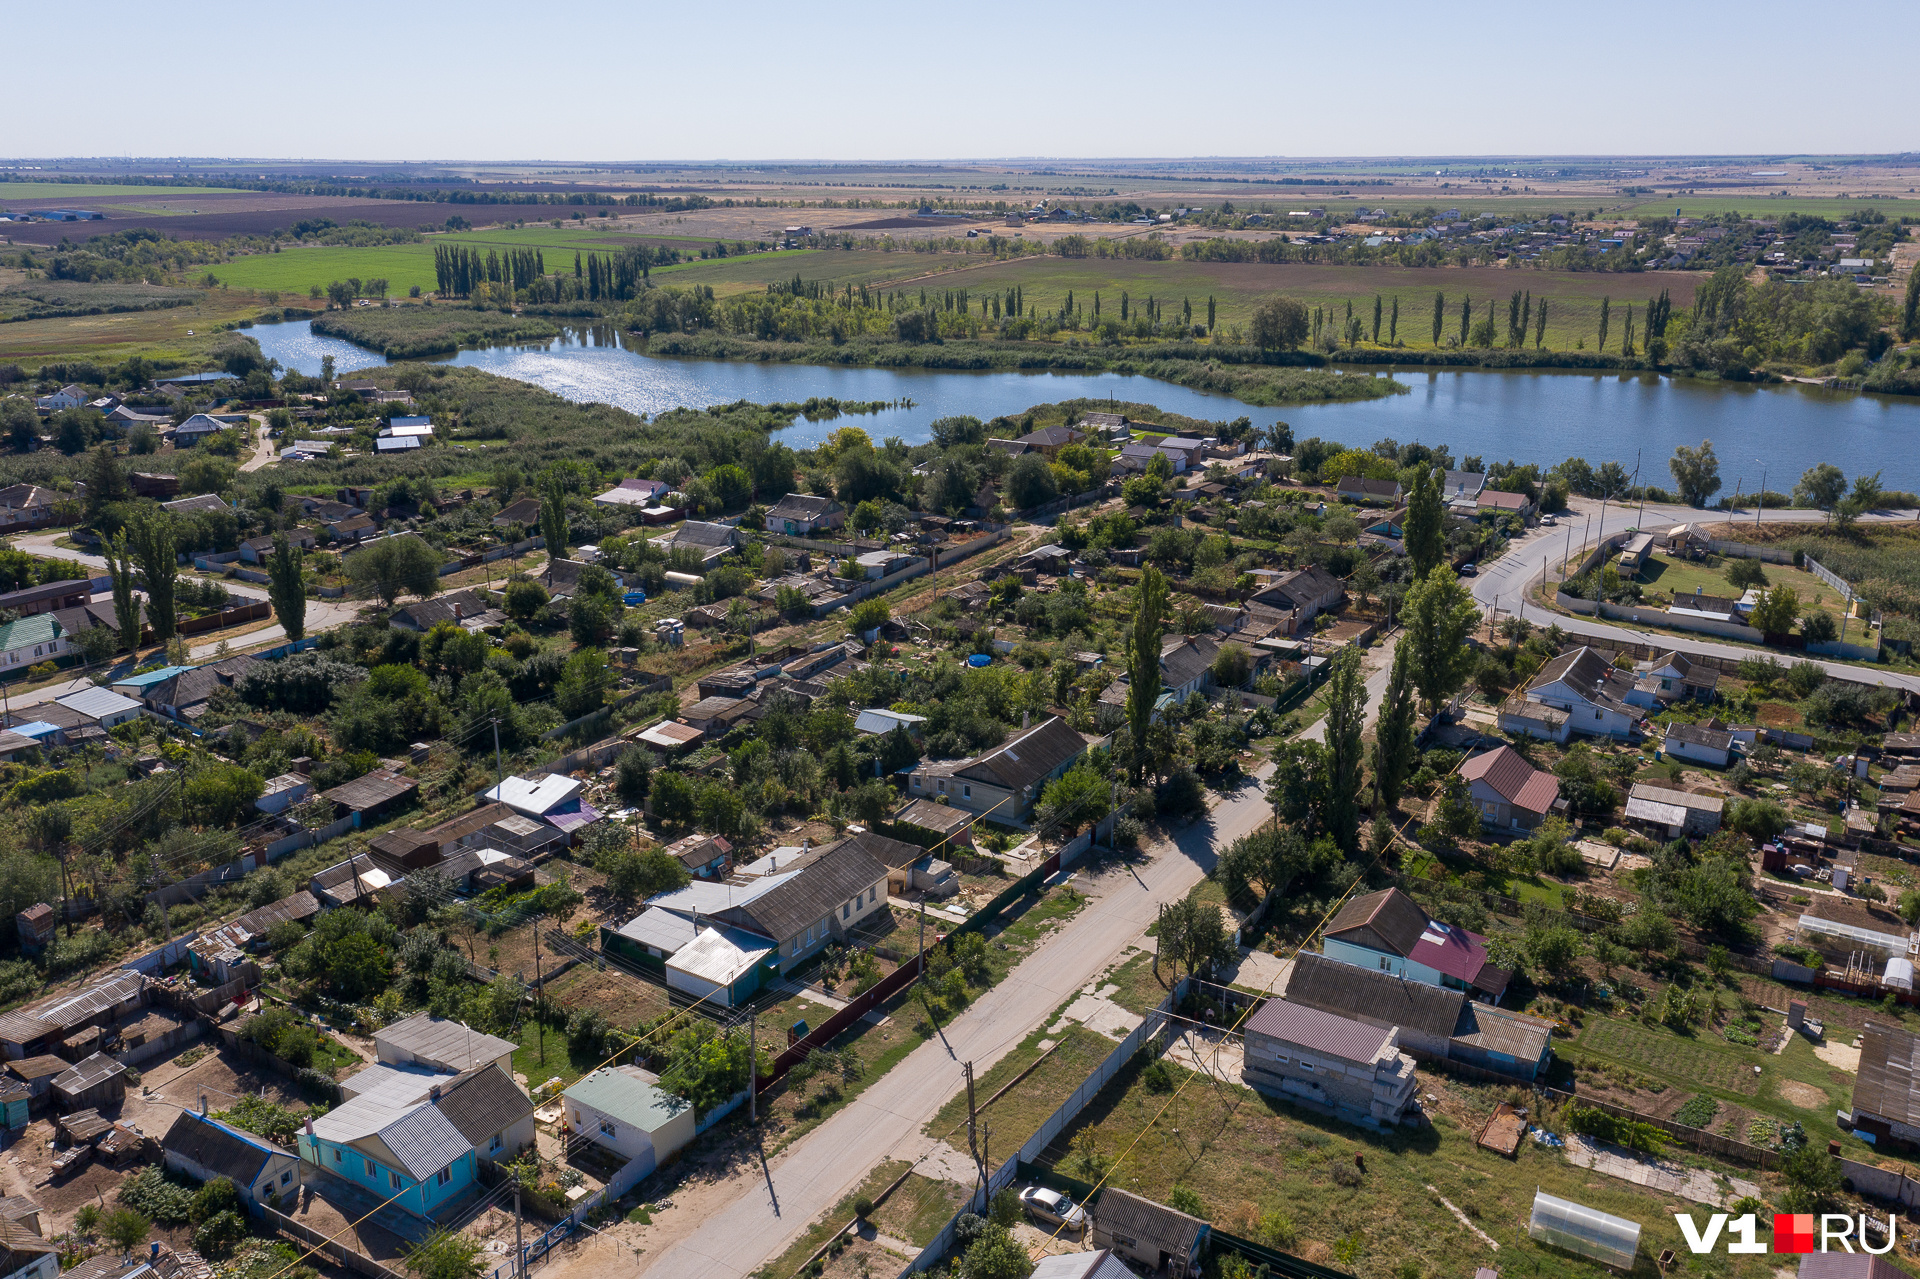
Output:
left=250, top=318, right=1920, bottom=492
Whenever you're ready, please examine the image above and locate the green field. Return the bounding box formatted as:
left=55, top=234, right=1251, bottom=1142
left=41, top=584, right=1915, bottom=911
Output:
left=201, top=227, right=823, bottom=297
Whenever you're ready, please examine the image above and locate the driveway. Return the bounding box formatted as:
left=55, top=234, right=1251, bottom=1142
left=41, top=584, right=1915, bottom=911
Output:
left=618, top=768, right=1280, bottom=1278
left=1472, top=499, right=1920, bottom=697
left=239, top=414, right=278, bottom=472
left=1300, top=628, right=1400, bottom=743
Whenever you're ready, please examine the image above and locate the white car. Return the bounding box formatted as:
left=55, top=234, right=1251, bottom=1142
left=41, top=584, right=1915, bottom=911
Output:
left=1018, top=1186, right=1088, bottom=1233
left=1540, top=514, right=1557, bottom=525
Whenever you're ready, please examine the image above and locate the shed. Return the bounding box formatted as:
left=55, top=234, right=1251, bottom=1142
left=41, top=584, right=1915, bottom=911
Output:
left=665, top=926, right=779, bottom=1008
left=51, top=1053, right=126, bottom=1110
left=1527, top=1191, right=1640, bottom=1269
left=5, top=1056, right=67, bottom=1100
left=1090, top=1188, right=1210, bottom=1278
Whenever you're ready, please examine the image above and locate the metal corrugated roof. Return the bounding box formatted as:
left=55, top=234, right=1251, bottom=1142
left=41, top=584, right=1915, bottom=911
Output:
left=376, top=1013, right=516, bottom=1072
left=563, top=1067, right=689, bottom=1135
left=379, top=1103, right=470, bottom=1180
left=54, top=686, right=142, bottom=721
left=1242, top=999, right=1394, bottom=1064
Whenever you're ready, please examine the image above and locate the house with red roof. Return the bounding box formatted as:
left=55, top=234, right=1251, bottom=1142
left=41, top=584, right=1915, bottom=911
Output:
left=1321, top=887, right=1510, bottom=1004
left=1459, top=745, right=1563, bottom=833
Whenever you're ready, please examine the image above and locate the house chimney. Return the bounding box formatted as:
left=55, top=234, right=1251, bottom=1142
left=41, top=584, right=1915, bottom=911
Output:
left=429, top=1085, right=441, bottom=1102
left=199, top=1094, right=207, bottom=1115
left=1022, top=711, right=1030, bottom=729
left=305, top=1116, right=314, bottom=1137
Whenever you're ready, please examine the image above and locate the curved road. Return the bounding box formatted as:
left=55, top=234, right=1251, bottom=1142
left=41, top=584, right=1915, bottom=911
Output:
left=1471, top=499, right=1920, bottom=696
left=4, top=531, right=359, bottom=708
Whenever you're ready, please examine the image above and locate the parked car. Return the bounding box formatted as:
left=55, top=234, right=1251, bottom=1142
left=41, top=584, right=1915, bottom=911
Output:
left=1018, top=1186, right=1087, bottom=1234
left=1540, top=514, right=1556, bottom=525
left=1458, top=562, right=1478, bottom=576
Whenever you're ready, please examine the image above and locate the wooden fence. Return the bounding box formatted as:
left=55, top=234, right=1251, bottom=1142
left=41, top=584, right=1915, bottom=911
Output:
left=761, top=952, right=926, bottom=1088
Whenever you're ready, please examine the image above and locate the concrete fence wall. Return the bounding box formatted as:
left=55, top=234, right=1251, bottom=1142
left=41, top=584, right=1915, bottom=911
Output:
left=1708, top=539, right=1797, bottom=564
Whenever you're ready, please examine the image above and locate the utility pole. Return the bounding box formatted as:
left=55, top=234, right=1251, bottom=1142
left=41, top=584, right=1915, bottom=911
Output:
left=748, top=1011, right=757, bottom=1122
left=917, top=898, right=926, bottom=972
left=964, top=1061, right=980, bottom=1185
left=149, top=855, right=169, bottom=947
left=491, top=716, right=504, bottom=792
left=532, top=917, right=545, bottom=1065
left=1754, top=460, right=1768, bottom=529
left=513, top=1187, right=524, bottom=1279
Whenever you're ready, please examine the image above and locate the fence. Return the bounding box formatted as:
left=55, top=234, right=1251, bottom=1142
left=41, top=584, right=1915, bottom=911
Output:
left=178, top=601, right=272, bottom=638
left=762, top=951, right=927, bottom=1087
left=1838, top=1156, right=1920, bottom=1209
left=264, top=1205, right=411, bottom=1279
left=217, top=1028, right=345, bottom=1102
left=903, top=979, right=1186, bottom=1273
left=1805, top=555, right=1859, bottom=603
left=121, top=934, right=198, bottom=974
left=1538, top=1086, right=1777, bottom=1169
left=1707, top=539, right=1797, bottom=564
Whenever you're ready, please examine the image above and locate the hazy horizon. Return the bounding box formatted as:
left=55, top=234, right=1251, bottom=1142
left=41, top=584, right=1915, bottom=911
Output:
left=11, top=0, right=1908, bottom=162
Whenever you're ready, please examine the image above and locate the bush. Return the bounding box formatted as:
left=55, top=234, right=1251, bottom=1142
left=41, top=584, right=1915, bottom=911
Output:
left=194, top=1209, right=249, bottom=1257
left=853, top=1196, right=876, bottom=1221
left=120, top=1166, right=196, bottom=1225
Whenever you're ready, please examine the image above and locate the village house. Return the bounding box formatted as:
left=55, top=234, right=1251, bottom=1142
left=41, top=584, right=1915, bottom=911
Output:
left=764, top=493, right=846, bottom=535
left=1158, top=634, right=1220, bottom=699
left=1458, top=745, right=1563, bottom=832
left=1624, top=782, right=1724, bottom=839
left=1321, top=887, right=1509, bottom=1003
left=1240, top=998, right=1420, bottom=1126
left=0, top=616, right=65, bottom=672
left=604, top=836, right=890, bottom=1003
left=375, top=1014, right=516, bottom=1075
left=1014, top=425, right=1086, bottom=458
left=562, top=1067, right=694, bottom=1177
left=0, top=580, right=90, bottom=618
left=161, top=1107, right=303, bottom=1209
left=1477, top=488, right=1534, bottom=519
left=491, top=497, right=542, bottom=530
left=892, top=797, right=973, bottom=850
left=389, top=589, right=491, bottom=633
left=1510, top=646, right=1646, bottom=741
left=659, top=520, right=741, bottom=569
left=1626, top=650, right=1720, bottom=708
left=1663, top=721, right=1736, bottom=768
left=904, top=715, right=1091, bottom=824
left=1246, top=565, right=1345, bottom=635
left=1335, top=475, right=1402, bottom=505
left=0, top=485, right=59, bottom=531
left=171, top=414, right=228, bottom=447
left=661, top=833, right=732, bottom=879
left=592, top=478, right=672, bottom=509
left=1283, top=952, right=1554, bottom=1081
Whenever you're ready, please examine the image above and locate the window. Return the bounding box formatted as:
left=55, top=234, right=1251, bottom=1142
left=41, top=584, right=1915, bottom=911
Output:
left=1378, top=956, right=1391, bottom=971
left=600, top=1118, right=617, bottom=1137
left=842, top=903, right=850, bottom=919
left=962, top=785, right=971, bottom=799
left=489, top=1133, right=502, bottom=1152
left=281, top=1170, right=293, bottom=1185
left=366, top=1158, right=376, bottom=1177
left=334, top=1149, right=343, bottom=1164
left=391, top=1172, right=403, bottom=1189
left=437, top=1167, right=452, bottom=1186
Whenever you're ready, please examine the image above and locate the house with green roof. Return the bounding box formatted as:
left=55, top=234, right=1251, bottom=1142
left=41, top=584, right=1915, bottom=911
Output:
left=0, top=614, right=65, bottom=672
left=562, top=1066, right=694, bottom=1175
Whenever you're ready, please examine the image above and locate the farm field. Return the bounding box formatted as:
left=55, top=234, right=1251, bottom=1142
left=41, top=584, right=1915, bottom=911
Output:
left=877, top=255, right=1702, bottom=350
left=0, top=181, right=254, bottom=200
left=1603, top=194, right=1920, bottom=221
left=0, top=289, right=271, bottom=365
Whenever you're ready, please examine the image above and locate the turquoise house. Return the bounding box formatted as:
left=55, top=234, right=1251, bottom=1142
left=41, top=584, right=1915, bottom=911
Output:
left=297, top=1088, right=477, bottom=1219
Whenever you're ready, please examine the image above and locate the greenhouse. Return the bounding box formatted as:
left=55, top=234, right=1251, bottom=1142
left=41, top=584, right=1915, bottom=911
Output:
left=1528, top=1190, right=1641, bottom=1270
left=1796, top=913, right=1910, bottom=960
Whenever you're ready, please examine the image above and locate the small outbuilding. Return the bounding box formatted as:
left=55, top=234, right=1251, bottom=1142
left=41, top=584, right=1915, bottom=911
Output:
left=1527, top=1190, right=1640, bottom=1269
left=51, top=1053, right=126, bottom=1111
left=161, top=1108, right=303, bottom=1208
left=1090, top=1188, right=1210, bottom=1279
left=562, top=1066, right=694, bottom=1179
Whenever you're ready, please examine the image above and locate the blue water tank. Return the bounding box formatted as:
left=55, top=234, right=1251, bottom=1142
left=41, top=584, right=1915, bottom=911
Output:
left=967, top=654, right=992, bottom=668
left=623, top=590, right=647, bottom=605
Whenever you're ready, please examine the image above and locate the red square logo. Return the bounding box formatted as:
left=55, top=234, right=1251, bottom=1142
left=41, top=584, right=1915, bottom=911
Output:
left=1775, top=1214, right=1817, bottom=1253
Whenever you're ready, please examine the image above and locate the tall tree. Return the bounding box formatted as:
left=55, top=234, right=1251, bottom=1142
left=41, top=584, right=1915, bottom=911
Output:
left=1520, top=292, right=1532, bottom=347
left=106, top=531, right=141, bottom=654
left=1903, top=267, right=1920, bottom=340
left=1431, top=292, right=1445, bottom=346
left=266, top=534, right=307, bottom=643
left=1597, top=297, right=1611, bottom=353
left=1403, top=466, right=1445, bottom=580
left=539, top=469, right=568, bottom=559
left=1207, top=294, right=1216, bottom=333
left=1125, top=565, right=1169, bottom=784
left=1321, top=646, right=1365, bottom=853
left=84, top=445, right=128, bottom=519
left=1669, top=440, right=1722, bottom=507
left=1389, top=295, right=1399, bottom=345
left=1371, top=644, right=1418, bottom=811
left=1458, top=295, right=1471, bottom=345
left=347, top=535, right=441, bottom=609
left=1534, top=296, right=1549, bottom=348
left=1622, top=303, right=1637, bottom=357
left=128, top=512, right=177, bottom=645
left=1403, top=566, right=1478, bottom=711
left=1371, top=294, right=1382, bottom=344
left=1508, top=291, right=1523, bottom=347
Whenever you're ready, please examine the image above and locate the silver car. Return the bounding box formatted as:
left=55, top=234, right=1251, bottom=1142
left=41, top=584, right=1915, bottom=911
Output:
left=1019, top=1186, right=1088, bottom=1233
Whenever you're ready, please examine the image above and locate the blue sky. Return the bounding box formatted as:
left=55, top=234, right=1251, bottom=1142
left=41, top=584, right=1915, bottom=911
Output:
left=8, top=0, right=1906, bottom=161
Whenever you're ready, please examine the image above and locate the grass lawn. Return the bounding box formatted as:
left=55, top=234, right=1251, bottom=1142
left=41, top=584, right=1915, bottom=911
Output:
left=1634, top=552, right=1847, bottom=627
left=752, top=1159, right=908, bottom=1279
left=870, top=1173, right=969, bottom=1248
left=1044, top=1050, right=1799, bottom=1279
left=0, top=288, right=273, bottom=366
left=926, top=1022, right=1115, bottom=1143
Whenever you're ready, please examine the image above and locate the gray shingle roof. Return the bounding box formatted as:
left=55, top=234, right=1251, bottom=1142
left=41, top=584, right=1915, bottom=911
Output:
left=725, top=840, right=888, bottom=942
left=377, top=1013, right=516, bottom=1072
left=162, top=1109, right=286, bottom=1185
left=1094, top=1189, right=1206, bottom=1259
left=1283, top=950, right=1462, bottom=1039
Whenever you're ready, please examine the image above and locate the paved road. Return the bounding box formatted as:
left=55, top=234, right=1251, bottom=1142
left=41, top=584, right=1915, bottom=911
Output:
left=4, top=532, right=360, bottom=700
left=239, top=415, right=277, bottom=472
left=630, top=766, right=1280, bottom=1278
left=1301, top=629, right=1400, bottom=744
left=1471, top=499, right=1920, bottom=696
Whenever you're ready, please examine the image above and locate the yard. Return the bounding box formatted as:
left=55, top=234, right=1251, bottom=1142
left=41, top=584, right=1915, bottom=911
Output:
left=1633, top=551, right=1848, bottom=630
left=1036, top=1044, right=1850, bottom=1279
